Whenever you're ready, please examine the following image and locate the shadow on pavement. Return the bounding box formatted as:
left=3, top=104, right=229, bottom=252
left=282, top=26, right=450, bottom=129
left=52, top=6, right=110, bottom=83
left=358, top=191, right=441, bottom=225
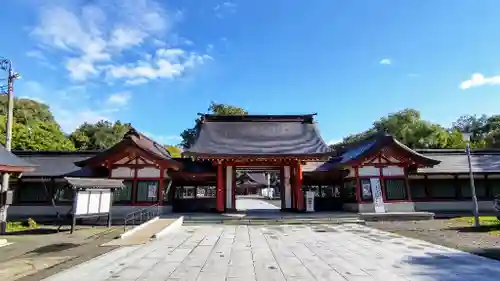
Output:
left=28, top=243, right=80, bottom=254
left=402, top=251, right=500, bottom=280
left=445, top=224, right=500, bottom=233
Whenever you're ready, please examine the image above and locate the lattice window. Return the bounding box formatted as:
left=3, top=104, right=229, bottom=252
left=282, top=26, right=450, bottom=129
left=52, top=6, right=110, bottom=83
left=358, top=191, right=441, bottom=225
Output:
left=113, top=180, right=133, bottom=202
left=384, top=179, right=408, bottom=201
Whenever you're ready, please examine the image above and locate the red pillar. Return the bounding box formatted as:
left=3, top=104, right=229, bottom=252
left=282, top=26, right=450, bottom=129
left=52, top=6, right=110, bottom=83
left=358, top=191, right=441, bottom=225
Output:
left=354, top=166, right=361, bottom=202
left=231, top=165, right=236, bottom=210
left=295, top=162, right=304, bottom=211
left=158, top=166, right=165, bottom=205
left=216, top=163, right=224, bottom=212
left=290, top=166, right=296, bottom=209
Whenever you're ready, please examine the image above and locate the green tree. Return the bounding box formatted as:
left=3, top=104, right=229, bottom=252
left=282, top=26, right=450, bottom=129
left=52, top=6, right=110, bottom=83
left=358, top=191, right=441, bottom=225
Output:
left=0, top=96, right=56, bottom=125
left=332, top=108, right=468, bottom=151
left=180, top=102, right=247, bottom=149
left=70, top=120, right=131, bottom=150
left=165, top=145, right=182, bottom=158
left=0, top=116, right=75, bottom=150
left=0, top=97, right=74, bottom=150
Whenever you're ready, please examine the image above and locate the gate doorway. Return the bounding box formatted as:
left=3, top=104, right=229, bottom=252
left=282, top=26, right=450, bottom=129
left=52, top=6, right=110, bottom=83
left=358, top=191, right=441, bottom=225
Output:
left=235, top=169, right=281, bottom=213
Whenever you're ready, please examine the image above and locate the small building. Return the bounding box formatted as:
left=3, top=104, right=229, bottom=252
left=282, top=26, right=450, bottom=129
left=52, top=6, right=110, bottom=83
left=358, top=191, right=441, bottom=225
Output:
left=5, top=114, right=500, bottom=219
left=236, top=172, right=272, bottom=196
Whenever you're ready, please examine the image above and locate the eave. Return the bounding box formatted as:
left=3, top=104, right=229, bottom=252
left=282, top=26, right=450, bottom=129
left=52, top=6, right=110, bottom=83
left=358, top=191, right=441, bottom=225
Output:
left=0, top=164, right=36, bottom=173
left=182, top=152, right=335, bottom=163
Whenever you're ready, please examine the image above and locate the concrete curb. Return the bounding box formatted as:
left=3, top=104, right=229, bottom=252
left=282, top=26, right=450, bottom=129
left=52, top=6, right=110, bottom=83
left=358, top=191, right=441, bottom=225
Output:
left=119, top=216, right=159, bottom=239
left=151, top=216, right=184, bottom=239
left=359, top=212, right=435, bottom=221
left=0, top=238, right=8, bottom=247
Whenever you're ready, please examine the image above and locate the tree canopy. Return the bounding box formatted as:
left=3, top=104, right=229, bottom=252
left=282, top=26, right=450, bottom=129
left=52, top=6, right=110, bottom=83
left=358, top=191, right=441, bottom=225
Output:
left=2, top=97, right=500, bottom=154
left=69, top=120, right=132, bottom=150
left=330, top=108, right=500, bottom=152
left=179, top=101, right=248, bottom=149
left=0, top=97, right=74, bottom=150
left=165, top=145, right=182, bottom=158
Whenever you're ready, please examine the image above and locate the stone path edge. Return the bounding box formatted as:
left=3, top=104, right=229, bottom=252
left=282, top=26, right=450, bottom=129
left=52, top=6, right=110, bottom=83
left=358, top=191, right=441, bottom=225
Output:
left=119, top=216, right=159, bottom=239
left=151, top=216, right=184, bottom=239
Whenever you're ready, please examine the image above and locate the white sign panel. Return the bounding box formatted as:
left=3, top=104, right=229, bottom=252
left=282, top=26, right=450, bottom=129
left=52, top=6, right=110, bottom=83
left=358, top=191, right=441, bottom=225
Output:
left=362, top=182, right=372, bottom=199
left=284, top=166, right=291, bottom=208
left=75, top=191, right=90, bottom=215
left=74, top=190, right=112, bottom=215
left=306, top=191, right=315, bottom=212
left=148, top=183, right=158, bottom=198
left=369, top=178, right=386, bottom=213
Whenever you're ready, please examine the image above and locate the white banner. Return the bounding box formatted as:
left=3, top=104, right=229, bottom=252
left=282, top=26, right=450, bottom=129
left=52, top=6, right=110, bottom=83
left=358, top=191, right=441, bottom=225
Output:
left=306, top=191, right=315, bottom=212
left=148, top=183, right=158, bottom=198
left=369, top=178, right=386, bottom=213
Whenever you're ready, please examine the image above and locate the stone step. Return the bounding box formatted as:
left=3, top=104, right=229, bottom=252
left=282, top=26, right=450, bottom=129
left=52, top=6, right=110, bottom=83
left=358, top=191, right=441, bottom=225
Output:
left=102, top=218, right=177, bottom=246
left=183, top=217, right=365, bottom=226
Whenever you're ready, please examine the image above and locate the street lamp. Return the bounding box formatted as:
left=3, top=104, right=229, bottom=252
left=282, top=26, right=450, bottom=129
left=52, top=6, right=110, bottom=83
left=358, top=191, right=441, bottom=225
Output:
left=0, top=57, right=19, bottom=234
left=462, top=132, right=480, bottom=227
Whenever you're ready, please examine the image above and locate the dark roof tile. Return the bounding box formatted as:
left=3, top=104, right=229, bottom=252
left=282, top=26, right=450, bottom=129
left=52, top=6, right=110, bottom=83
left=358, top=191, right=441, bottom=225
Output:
left=75, top=128, right=182, bottom=169
left=417, top=152, right=500, bottom=174
left=184, top=114, right=333, bottom=157
left=332, top=133, right=440, bottom=167
left=65, top=177, right=124, bottom=189
left=13, top=151, right=101, bottom=177
left=0, top=145, right=36, bottom=172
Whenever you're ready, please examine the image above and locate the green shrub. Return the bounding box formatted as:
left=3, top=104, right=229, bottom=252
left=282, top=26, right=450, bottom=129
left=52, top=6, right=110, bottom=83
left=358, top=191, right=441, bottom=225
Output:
left=21, top=218, right=38, bottom=228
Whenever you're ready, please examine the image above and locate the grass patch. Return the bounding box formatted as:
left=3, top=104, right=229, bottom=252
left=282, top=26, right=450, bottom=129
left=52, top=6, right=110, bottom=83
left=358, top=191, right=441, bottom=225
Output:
left=450, top=216, right=500, bottom=235
left=6, top=218, right=39, bottom=233
left=451, top=216, right=500, bottom=225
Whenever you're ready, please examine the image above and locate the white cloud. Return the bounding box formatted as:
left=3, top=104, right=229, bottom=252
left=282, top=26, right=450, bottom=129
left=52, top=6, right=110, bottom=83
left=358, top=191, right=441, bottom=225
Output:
left=379, top=58, right=391, bottom=65
left=460, top=73, right=500, bottom=90
left=214, top=1, right=237, bottom=18
left=105, top=49, right=211, bottom=84
left=26, top=50, right=47, bottom=60
left=30, top=0, right=207, bottom=84
left=53, top=107, right=112, bottom=133
left=106, top=92, right=131, bottom=106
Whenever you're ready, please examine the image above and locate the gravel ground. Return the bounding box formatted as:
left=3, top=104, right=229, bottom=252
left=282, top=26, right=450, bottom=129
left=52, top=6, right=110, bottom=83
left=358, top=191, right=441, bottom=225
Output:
left=368, top=219, right=500, bottom=260
left=0, top=226, right=121, bottom=281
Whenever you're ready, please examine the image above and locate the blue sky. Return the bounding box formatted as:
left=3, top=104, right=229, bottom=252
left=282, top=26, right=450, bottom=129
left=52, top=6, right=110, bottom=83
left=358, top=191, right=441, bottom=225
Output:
left=1, top=0, right=500, bottom=146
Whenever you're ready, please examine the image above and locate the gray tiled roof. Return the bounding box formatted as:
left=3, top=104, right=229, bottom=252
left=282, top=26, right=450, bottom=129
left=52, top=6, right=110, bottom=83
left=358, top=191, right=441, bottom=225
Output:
left=417, top=153, right=500, bottom=174
left=75, top=128, right=181, bottom=169
left=0, top=145, right=36, bottom=170
left=184, top=114, right=333, bottom=156
left=333, top=133, right=440, bottom=167
left=13, top=151, right=100, bottom=177
left=246, top=172, right=268, bottom=185
left=65, top=177, right=124, bottom=190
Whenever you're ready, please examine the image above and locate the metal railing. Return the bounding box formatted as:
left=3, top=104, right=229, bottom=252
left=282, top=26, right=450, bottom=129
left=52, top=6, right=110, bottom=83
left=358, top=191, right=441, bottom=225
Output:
left=123, top=204, right=160, bottom=232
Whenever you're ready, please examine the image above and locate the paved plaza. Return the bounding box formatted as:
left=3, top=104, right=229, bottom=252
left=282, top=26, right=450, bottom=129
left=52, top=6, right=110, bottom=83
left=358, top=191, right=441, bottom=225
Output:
left=235, top=198, right=281, bottom=211
left=42, top=224, right=500, bottom=281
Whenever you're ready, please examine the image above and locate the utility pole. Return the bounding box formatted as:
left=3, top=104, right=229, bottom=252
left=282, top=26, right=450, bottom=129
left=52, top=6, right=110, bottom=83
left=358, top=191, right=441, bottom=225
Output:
left=462, top=132, right=480, bottom=227
left=0, top=58, right=17, bottom=234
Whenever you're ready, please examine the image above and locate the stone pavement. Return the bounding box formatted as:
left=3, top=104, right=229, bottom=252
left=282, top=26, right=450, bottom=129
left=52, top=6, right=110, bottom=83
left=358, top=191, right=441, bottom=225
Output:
left=41, top=224, right=500, bottom=281
left=235, top=198, right=280, bottom=210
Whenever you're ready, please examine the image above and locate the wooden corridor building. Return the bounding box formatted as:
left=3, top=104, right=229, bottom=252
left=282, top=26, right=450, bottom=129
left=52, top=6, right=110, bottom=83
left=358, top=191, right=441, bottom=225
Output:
left=6, top=114, right=500, bottom=218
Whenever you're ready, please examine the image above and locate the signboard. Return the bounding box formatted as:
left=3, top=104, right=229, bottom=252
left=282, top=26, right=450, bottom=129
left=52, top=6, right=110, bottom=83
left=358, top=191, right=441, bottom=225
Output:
left=369, top=178, right=386, bottom=213
left=74, top=190, right=112, bottom=215
left=362, top=182, right=372, bottom=198
left=148, top=182, right=158, bottom=198
left=306, top=191, right=315, bottom=212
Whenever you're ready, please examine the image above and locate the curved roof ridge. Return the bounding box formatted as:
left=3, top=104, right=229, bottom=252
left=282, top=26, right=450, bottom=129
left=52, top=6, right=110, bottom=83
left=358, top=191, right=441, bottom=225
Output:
left=184, top=114, right=333, bottom=158
left=202, top=114, right=317, bottom=123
